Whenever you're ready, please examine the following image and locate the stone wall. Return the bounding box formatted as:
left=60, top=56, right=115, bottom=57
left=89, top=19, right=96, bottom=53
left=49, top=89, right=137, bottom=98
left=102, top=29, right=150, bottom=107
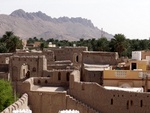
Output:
left=1, top=93, right=29, bottom=113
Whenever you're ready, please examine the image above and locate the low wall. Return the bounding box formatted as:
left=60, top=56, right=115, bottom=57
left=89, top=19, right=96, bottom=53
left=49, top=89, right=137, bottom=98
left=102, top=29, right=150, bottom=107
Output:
left=69, top=71, right=150, bottom=113
left=1, top=93, right=29, bottom=113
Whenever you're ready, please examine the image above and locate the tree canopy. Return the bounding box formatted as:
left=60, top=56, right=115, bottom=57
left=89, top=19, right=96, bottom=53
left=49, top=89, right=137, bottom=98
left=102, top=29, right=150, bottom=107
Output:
left=0, top=31, right=23, bottom=53
left=0, top=79, right=14, bottom=111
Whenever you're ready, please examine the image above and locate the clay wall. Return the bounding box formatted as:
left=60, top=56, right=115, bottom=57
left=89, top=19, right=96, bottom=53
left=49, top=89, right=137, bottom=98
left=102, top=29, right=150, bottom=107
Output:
left=69, top=72, right=150, bottom=113
left=53, top=47, right=87, bottom=66
left=9, top=55, right=47, bottom=81
left=1, top=93, right=29, bottom=113
left=28, top=91, right=66, bottom=113
left=82, top=51, right=118, bottom=65
left=83, top=70, right=103, bottom=84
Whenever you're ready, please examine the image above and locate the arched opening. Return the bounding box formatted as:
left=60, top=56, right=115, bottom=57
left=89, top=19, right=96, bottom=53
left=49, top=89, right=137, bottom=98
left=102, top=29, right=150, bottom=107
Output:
left=58, top=72, right=61, bottom=80
left=21, top=64, right=29, bottom=79
left=26, top=70, right=30, bottom=78
left=23, top=69, right=26, bottom=77
left=66, top=72, right=70, bottom=81
left=76, top=55, right=79, bottom=63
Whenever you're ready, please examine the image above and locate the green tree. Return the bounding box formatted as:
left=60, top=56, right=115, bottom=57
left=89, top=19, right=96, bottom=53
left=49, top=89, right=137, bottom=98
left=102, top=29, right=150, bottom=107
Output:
left=95, top=37, right=109, bottom=51
left=40, top=42, right=48, bottom=51
left=0, top=43, right=8, bottom=53
left=0, top=79, right=14, bottom=111
left=110, top=34, right=127, bottom=56
left=0, top=31, right=23, bottom=52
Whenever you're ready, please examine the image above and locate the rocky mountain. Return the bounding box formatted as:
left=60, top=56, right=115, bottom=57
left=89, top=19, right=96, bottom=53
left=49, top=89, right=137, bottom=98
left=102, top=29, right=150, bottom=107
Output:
left=0, top=9, right=113, bottom=41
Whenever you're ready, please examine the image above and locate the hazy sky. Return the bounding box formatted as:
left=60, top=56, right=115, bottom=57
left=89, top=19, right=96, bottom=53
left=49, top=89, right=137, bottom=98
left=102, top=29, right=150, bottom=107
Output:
left=0, top=0, right=150, bottom=39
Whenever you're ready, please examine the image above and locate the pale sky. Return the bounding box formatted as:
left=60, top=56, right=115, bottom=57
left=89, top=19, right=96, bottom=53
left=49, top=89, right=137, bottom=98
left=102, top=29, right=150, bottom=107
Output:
left=0, top=0, right=150, bottom=39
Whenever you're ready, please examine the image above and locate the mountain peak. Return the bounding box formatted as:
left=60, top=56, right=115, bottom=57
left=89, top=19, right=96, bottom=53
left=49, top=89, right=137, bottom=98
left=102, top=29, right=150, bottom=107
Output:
left=10, top=9, right=34, bottom=20
left=10, top=9, right=26, bottom=16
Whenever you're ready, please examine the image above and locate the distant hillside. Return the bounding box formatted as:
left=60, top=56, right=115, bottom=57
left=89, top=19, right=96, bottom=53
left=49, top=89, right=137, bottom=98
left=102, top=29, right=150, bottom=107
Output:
left=0, top=9, right=113, bottom=41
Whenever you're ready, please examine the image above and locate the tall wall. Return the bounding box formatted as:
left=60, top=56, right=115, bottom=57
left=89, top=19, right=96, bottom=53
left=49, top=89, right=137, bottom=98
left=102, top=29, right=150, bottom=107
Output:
left=1, top=93, right=29, bottom=113
left=9, top=55, right=47, bottom=81
left=69, top=71, right=150, bottom=113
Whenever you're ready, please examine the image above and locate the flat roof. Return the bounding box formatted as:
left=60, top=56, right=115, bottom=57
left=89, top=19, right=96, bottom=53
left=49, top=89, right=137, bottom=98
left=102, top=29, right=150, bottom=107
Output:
left=33, top=86, right=67, bottom=92
left=85, top=68, right=107, bottom=71
left=104, top=86, right=143, bottom=92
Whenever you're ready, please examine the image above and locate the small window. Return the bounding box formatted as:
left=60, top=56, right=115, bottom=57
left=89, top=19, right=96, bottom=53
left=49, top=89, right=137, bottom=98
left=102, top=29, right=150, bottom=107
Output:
left=131, top=100, right=133, bottom=106
left=82, top=84, right=84, bottom=90
left=38, top=80, right=41, bottom=84
left=45, top=80, right=48, bottom=84
left=127, top=100, right=129, bottom=109
left=66, top=72, right=70, bottom=81
left=140, top=100, right=143, bottom=107
left=111, top=99, right=113, bottom=105
left=58, top=72, right=61, bottom=80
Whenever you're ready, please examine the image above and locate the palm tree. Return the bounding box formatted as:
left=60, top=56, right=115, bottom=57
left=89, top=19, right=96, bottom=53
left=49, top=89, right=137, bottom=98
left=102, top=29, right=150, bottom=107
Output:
left=110, top=34, right=127, bottom=56
left=1, top=31, right=23, bottom=52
